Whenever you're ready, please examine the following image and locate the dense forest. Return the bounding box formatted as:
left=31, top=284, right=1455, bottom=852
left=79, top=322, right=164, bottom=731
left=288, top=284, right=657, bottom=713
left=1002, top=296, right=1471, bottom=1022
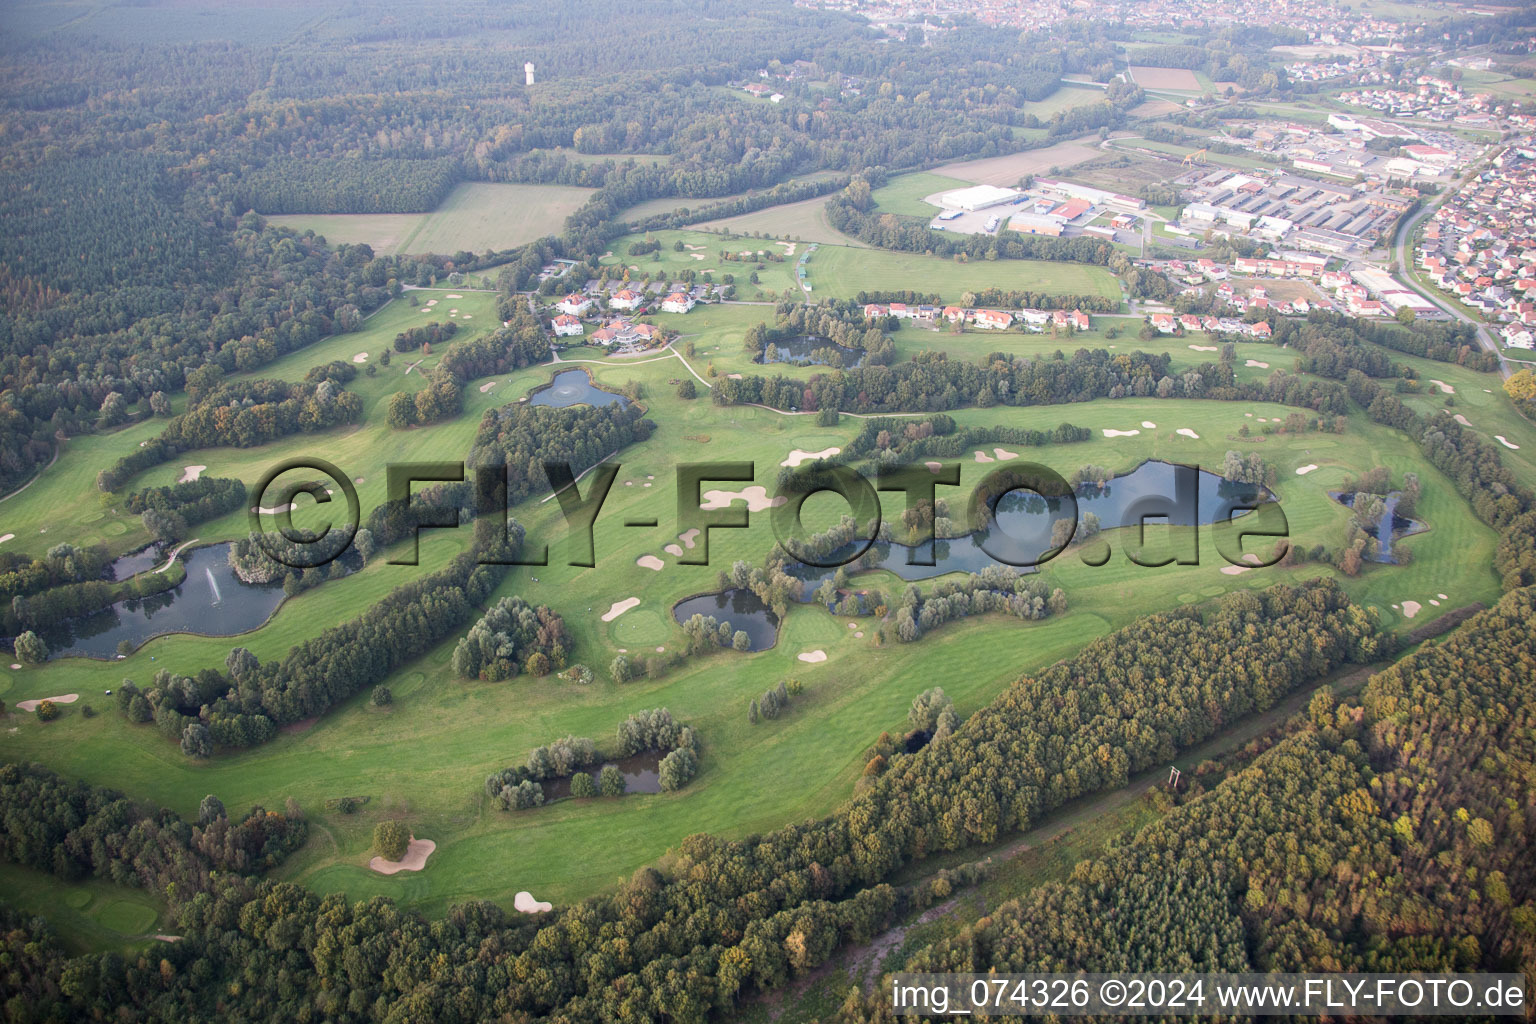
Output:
left=841, top=584, right=1536, bottom=1021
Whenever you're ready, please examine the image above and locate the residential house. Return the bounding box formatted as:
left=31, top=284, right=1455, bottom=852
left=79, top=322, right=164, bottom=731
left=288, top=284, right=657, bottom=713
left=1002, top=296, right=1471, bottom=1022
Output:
left=661, top=291, right=696, bottom=314
left=609, top=289, right=644, bottom=311
left=551, top=314, right=585, bottom=338
left=557, top=293, right=593, bottom=316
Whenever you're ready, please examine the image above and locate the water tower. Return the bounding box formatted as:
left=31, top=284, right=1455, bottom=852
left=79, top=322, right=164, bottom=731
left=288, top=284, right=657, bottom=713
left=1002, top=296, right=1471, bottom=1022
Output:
left=524, top=62, right=536, bottom=85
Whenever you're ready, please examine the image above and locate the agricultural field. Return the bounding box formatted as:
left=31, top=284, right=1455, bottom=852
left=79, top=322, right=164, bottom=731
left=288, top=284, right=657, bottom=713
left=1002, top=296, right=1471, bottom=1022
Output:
left=930, top=138, right=1104, bottom=187
left=269, top=183, right=595, bottom=255
left=692, top=194, right=868, bottom=247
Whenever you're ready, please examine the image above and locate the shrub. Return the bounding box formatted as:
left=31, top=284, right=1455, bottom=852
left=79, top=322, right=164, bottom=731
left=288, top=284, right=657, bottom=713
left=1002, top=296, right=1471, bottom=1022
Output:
left=570, top=772, right=597, bottom=798
left=371, top=685, right=393, bottom=707
left=13, top=630, right=47, bottom=665
left=35, top=700, right=59, bottom=722
left=80, top=704, right=95, bottom=718
left=598, top=764, right=626, bottom=797
left=373, top=820, right=411, bottom=861
left=658, top=748, right=698, bottom=792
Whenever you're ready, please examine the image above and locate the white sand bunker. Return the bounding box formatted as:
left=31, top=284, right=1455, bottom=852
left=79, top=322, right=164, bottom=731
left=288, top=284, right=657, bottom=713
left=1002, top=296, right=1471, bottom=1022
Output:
left=1245, top=359, right=1269, bottom=368
left=515, top=891, right=552, bottom=913
left=462, top=315, right=472, bottom=320
left=352, top=352, right=369, bottom=363
left=1189, top=344, right=1219, bottom=352
left=1244, top=412, right=1253, bottom=417
left=1141, top=421, right=1157, bottom=429
left=700, top=486, right=784, bottom=512
left=602, top=598, right=640, bottom=622
left=781, top=447, right=841, bottom=467
left=1438, top=593, right=1448, bottom=600
left=479, top=381, right=498, bottom=393
left=1495, top=435, right=1520, bottom=450
left=993, top=448, right=1019, bottom=461
left=1296, top=464, right=1318, bottom=475
left=426, top=299, right=437, bottom=306
left=726, top=373, right=744, bottom=380
left=1401, top=600, right=1421, bottom=619
left=678, top=528, right=699, bottom=549
left=179, top=465, right=206, bottom=483
left=1102, top=429, right=1140, bottom=438
left=1453, top=414, right=1472, bottom=427
left=636, top=555, right=664, bottom=571
left=797, top=650, right=828, bottom=663
left=1176, top=428, right=1200, bottom=439
left=925, top=461, right=943, bottom=474
left=689, top=253, right=706, bottom=260
left=1219, top=553, right=1263, bottom=576
left=370, top=838, right=436, bottom=875
left=252, top=503, right=296, bottom=515
left=663, top=544, right=684, bottom=557
left=0, top=534, right=13, bottom=544
left=974, top=451, right=995, bottom=462
left=446, top=293, right=463, bottom=299
left=1428, top=379, right=1455, bottom=394
left=16, top=693, right=79, bottom=712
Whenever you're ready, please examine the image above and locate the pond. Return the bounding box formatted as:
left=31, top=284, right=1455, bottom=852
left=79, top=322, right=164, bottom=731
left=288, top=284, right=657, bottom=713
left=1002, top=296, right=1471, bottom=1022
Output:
left=1329, top=490, right=1426, bottom=563
left=527, top=369, right=631, bottom=408
left=542, top=749, right=664, bottom=800
left=42, top=542, right=289, bottom=659
left=756, top=335, right=864, bottom=368
left=671, top=588, right=780, bottom=651
left=789, top=460, right=1275, bottom=585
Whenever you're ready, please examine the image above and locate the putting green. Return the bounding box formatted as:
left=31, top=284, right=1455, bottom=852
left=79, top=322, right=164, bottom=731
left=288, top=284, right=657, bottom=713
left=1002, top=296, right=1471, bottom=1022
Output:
left=611, top=607, right=671, bottom=644
left=96, top=900, right=157, bottom=935
left=63, top=889, right=92, bottom=910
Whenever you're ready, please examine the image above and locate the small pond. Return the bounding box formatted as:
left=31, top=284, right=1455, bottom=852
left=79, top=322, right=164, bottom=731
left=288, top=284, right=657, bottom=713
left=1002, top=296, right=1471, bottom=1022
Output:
left=671, top=588, right=780, bottom=651
left=756, top=335, right=864, bottom=368
left=1329, top=490, right=1427, bottom=563
left=41, top=542, right=289, bottom=659
left=528, top=369, right=631, bottom=408
left=542, top=749, right=664, bottom=800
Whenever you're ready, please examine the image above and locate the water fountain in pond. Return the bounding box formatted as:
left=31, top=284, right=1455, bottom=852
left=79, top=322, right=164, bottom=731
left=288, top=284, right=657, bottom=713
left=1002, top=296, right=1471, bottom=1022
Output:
left=206, top=566, right=223, bottom=605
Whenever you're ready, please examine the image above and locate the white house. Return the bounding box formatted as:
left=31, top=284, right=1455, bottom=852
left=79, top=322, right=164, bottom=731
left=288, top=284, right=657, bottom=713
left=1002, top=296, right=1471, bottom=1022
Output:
left=609, top=289, right=644, bottom=311
left=557, top=293, right=593, bottom=316
left=551, top=314, right=585, bottom=338
left=973, top=310, right=1013, bottom=330
left=660, top=291, right=696, bottom=314
left=1504, top=326, right=1535, bottom=350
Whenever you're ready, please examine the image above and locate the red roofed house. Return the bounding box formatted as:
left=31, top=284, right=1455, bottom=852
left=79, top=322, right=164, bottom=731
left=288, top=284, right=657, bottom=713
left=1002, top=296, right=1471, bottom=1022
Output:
left=941, top=305, right=965, bottom=323
left=1250, top=321, right=1272, bottom=338
left=551, top=314, right=585, bottom=338
left=863, top=303, right=887, bottom=317
left=1071, top=310, right=1090, bottom=330
left=557, top=293, right=593, bottom=316
left=1151, top=313, right=1176, bottom=334
left=609, top=289, right=644, bottom=311
left=973, top=309, right=1013, bottom=330
left=661, top=291, right=696, bottom=314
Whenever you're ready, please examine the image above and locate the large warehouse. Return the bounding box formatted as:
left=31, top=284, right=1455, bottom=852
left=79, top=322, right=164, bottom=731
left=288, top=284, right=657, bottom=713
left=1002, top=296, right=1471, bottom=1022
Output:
left=938, top=184, right=1021, bottom=211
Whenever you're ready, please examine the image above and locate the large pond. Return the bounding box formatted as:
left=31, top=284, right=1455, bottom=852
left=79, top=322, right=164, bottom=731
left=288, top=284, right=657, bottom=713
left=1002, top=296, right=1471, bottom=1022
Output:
left=756, top=335, right=864, bottom=368
left=790, top=459, right=1274, bottom=585
left=41, top=542, right=288, bottom=659
left=528, top=369, right=631, bottom=408
left=671, top=589, right=780, bottom=651
left=1329, top=490, right=1426, bottom=563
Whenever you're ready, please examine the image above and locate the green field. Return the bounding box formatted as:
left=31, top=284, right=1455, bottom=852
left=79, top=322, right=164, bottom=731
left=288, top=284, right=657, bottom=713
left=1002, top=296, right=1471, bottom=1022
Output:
left=801, top=244, right=1122, bottom=303
left=269, top=183, right=595, bottom=255
left=868, top=172, right=975, bottom=217
left=694, top=194, right=868, bottom=246
left=4, top=264, right=1532, bottom=924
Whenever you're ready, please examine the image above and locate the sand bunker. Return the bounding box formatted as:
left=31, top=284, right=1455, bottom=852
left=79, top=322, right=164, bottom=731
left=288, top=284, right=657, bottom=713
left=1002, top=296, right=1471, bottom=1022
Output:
left=1430, top=599, right=1440, bottom=606
left=16, top=694, right=79, bottom=712
left=1176, top=428, right=1200, bottom=439
left=781, top=447, right=841, bottom=467
left=1296, top=464, right=1318, bottom=475
left=993, top=448, right=1019, bottom=461
left=369, top=838, right=436, bottom=875
left=1245, top=359, right=1269, bottom=368
left=726, top=373, right=744, bottom=379
left=426, top=299, right=437, bottom=306
left=1437, top=593, right=1448, bottom=600
left=663, top=544, right=684, bottom=557
left=1453, top=414, right=1472, bottom=427
left=1141, top=421, right=1157, bottom=429
left=1188, top=344, right=1219, bottom=352
left=689, top=253, right=705, bottom=260
left=1401, top=601, right=1421, bottom=619
left=602, top=598, right=640, bottom=622
left=1495, top=435, right=1520, bottom=450
left=462, top=315, right=472, bottom=320
left=1219, top=553, right=1264, bottom=576
left=252, top=503, right=296, bottom=515
left=973, top=451, right=995, bottom=462
left=352, top=352, right=369, bottom=363
left=700, top=486, right=784, bottom=512
left=0, top=534, right=12, bottom=544
left=925, top=461, right=943, bottom=474
left=446, top=293, right=463, bottom=299
left=1102, top=429, right=1140, bottom=438
left=479, top=381, right=497, bottom=393
left=636, top=555, right=664, bottom=571
left=683, top=243, right=705, bottom=251
left=179, top=465, right=206, bottom=483
left=678, top=528, right=699, bottom=549
left=1428, top=379, right=1455, bottom=394
left=514, top=891, right=552, bottom=913
left=797, top=650, right=828, bottom=663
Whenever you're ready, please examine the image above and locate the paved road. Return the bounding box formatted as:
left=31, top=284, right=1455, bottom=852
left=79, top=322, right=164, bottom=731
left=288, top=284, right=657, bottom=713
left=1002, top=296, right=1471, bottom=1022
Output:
left=1389, top=160, right=1512, bottom=378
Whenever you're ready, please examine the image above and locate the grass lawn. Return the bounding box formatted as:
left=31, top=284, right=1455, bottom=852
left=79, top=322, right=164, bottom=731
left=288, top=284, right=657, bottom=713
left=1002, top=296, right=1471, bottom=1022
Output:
left=599, top=229, right=804, bottom=299
left=268, top=183, right=595, bottom=256
left=0, top=862, right=166, bottom=954
left=693, top=195, right=868, bottom=247
left=868, top=172, right=975, bottom=217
